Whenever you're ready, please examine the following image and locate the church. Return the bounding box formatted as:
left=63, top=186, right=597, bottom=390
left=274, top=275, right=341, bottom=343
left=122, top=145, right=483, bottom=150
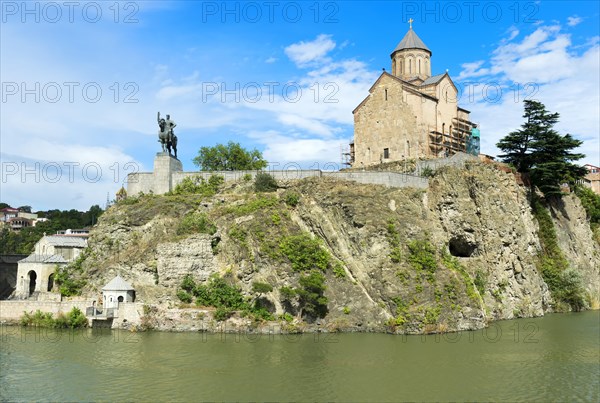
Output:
left=350, top=23, right=479, bottom=167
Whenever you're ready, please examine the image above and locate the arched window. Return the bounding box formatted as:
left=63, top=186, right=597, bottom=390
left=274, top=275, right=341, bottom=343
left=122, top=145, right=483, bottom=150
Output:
left=47, top=273, right=54, bottom=292
left=418, top=59, right=421, bottom=74
left=442, top=123, right=446, bottom=134
left=118, top=296, right=124, bottom=303
left=400, top=60, right=403, bottom=74
left=385, top=89, right=388, bottom=101
left=409, top=60, right=412, bottom=74
left=392, top=59, right=396, bottom=75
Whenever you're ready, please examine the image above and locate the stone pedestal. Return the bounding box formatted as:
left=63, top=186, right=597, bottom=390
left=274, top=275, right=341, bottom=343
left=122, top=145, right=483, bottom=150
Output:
left=153, top=153, right=183, bottom=194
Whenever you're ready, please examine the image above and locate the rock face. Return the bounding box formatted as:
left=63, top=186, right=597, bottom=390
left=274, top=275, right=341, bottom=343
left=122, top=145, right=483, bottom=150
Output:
left=75, top=162, right=599, bottom=333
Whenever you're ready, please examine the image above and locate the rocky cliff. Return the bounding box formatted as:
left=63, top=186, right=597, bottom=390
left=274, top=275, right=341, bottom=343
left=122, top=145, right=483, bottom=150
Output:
left=68, top=161, right=599, bottom=333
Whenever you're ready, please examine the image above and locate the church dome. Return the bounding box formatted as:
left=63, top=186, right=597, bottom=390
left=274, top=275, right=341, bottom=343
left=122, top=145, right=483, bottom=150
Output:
left=391, top=28, right=431, bottom=56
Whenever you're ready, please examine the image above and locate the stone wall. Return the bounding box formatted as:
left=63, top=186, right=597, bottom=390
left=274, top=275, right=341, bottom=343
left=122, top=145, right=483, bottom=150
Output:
left=126, top=153, right=429, bottom=196
left=0, top=300, right=91, bottom=321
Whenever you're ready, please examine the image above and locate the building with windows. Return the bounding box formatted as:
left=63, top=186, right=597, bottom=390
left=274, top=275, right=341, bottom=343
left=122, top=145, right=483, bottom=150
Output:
left=14, top=234, right=87, bottom=299
left=583, top=164, right=600, bottom=194
left=350, top=24, right=478, bottom=167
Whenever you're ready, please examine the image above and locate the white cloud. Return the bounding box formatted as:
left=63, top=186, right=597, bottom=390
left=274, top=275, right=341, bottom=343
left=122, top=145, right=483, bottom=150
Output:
left=567, top=16, right=583, bottom=26
left=284, top=34, right=336, bottom=67
left=456, top=23, right=600, bottom=167
left=265, top=57, right=277, bottom=63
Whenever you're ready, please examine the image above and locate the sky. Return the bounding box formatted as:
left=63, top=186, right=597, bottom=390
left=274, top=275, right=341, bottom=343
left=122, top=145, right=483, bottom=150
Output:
left=1, top=0, right=599, bottom=211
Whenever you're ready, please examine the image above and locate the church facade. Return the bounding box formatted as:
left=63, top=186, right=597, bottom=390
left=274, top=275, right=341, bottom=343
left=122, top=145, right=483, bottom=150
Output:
left=351, top=25, right=478, bottom=167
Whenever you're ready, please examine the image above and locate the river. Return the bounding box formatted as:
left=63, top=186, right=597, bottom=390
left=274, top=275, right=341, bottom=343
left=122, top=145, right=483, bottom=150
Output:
left=1, top=311, right=598, bottom=402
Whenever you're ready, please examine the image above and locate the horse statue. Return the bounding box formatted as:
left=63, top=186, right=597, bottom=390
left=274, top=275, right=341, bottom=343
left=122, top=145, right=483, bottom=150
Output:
left=157, top=112, right=177, bottom=158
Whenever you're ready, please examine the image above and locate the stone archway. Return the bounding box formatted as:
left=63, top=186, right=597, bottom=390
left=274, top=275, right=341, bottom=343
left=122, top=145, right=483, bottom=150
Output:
left=47, top=273, right=54, bottom=292
left=28, top=271, right=37, bottom=295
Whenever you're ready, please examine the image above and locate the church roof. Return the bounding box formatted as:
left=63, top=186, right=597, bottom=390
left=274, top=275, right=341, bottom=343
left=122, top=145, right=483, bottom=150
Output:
left=42, top=235, right=88, bottom=248
left=421, top=73, right=445, bottom=86
left=392, top=28, right=431, bottom=54
left=19, top=254, right=68, bottom=264
left=102, top=275, right=135, bottom=291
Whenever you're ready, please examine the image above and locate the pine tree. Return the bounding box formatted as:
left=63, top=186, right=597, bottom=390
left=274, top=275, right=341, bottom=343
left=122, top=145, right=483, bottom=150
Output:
left=497, top=100, right=586, bottom=195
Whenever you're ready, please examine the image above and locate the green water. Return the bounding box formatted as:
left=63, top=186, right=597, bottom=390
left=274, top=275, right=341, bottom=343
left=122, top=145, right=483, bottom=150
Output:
left=1, top=311, right=598, bottom=402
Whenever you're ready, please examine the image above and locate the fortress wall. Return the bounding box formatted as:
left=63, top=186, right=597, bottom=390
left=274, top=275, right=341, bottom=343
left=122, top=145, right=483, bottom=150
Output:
left=126, top=154, right=433, bottom=196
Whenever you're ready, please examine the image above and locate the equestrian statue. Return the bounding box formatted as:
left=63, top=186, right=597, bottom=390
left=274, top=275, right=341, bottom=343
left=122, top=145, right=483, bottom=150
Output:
left=157, top=111, right=178, bottom=159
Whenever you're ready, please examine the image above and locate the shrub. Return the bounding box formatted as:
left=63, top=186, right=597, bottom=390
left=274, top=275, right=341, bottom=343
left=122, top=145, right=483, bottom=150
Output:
left=177, top=290, right=193, bottom=303
left=254, top=172, right=278, bottom=192
left=20, top=307, right=87, bottom=328
left=214, top=306, right=234, bottom=321
left=280, top=286, right=297, bottom=301
left=279, top=234, right=331, bottom=272
left=172, top=174, right=223, bottom=196
left=387, top=221, right=402, bottom=263
left=181, top=274, right=196, bottom=293
left=194, top=276, right=245, bottom=310
left=421, top=166, right=436, bottom=177
left=66, top=307, right=88, bottom=328
left=252, top=281, right=273, bottom=295
left=333, top=262, right=346, bottom=278
left=297, top=271, right=328, bottom=319
left=284, top=192, right=300, bottom=207
left=242, top=173, right=252, bottom=182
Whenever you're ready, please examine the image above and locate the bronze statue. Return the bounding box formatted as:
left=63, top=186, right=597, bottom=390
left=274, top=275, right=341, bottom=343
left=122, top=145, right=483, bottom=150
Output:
left=157, top=112, right=178, bottom=158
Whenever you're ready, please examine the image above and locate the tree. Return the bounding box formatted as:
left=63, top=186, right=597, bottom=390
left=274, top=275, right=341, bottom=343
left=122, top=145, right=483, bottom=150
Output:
left=193, top=142, right=267, bottom=171
left=18, top=205, right=32, bottom=213
left=497, top=100, right=586, bottom=195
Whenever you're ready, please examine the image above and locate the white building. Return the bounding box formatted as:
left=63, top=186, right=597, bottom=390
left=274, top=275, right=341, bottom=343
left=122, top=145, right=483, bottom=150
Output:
left=102, top=275, right=135, bottom=309
left=15, top=234, right=87, bottom=299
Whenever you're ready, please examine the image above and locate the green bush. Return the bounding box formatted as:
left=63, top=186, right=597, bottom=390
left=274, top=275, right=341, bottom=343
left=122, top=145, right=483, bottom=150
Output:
left=194, top=277, right=246, bottom=309
left=254, top=172, right=278, bottom=192
left=20, top=308, right=87, bottom=328
left=333, top=262, right=346, bottom=278
left=214, top=306, right=234, bottom=321
left=297, top=271, right=328, bottom=319
left=284, top=192, right=300, bottom=207
left=177, top=290, right=193, bottom=303
left=279, top=234, right=331, bottom=272
left=181, top=274, right=196, bottom=293
left=252, top=281, right=273, bottom=294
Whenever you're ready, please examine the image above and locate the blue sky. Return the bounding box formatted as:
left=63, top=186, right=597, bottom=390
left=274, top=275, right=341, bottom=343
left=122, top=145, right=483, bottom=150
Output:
left=1, top=0, right=599, bottom=211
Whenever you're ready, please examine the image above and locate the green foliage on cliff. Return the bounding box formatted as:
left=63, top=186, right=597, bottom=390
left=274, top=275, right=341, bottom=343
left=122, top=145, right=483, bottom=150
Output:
left=297, top=271, right=328, bottom=319
left=407, top=239, right=437, bottom=282
left=386, top=221, right=402, bottom=263
left=279, top=234, right=331, bottom=272
left=575, top=185, right=600, bottom=237
left=531, top=195, right=585, bottom=310
left=176, top=212, right=217, bottom=236
left=54, top=251, right=89, bottom=297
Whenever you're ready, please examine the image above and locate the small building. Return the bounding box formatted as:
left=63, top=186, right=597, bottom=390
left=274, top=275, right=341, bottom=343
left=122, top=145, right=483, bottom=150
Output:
left=102, top=275, right=135, bottom=309
left=583, top=164, right=600, bottom=194
left=14, top=234, right=87, bottom=299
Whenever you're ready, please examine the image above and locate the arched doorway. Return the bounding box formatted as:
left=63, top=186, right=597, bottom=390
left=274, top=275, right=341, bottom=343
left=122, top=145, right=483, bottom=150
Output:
left=28, top=271, right=37, bottom=296
left=47, top=274, right=54, bottom=292
left=117, top=296, right=124, bottom=303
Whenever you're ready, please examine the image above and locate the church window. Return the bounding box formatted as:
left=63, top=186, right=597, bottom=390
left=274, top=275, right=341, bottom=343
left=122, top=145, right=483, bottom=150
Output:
left=409, top=60, right=412, bottom=74
left=383, top=148, right=390, bottom=159
left=418, top=59, right=421, bottom=74
left=400, top=60, right=403, bottom=74
left=385, top=89, right=388, bottom=101
left=442, top=123, right=445, bottom=134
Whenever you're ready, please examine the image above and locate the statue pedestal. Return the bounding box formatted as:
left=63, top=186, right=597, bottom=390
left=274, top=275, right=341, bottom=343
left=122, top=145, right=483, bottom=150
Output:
left=153, top=153, right=183, bottom=194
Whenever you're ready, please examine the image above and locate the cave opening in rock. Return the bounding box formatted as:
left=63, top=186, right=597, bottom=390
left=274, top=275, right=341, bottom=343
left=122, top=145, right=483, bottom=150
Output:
left=448, top=236, right=477, bottom=257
